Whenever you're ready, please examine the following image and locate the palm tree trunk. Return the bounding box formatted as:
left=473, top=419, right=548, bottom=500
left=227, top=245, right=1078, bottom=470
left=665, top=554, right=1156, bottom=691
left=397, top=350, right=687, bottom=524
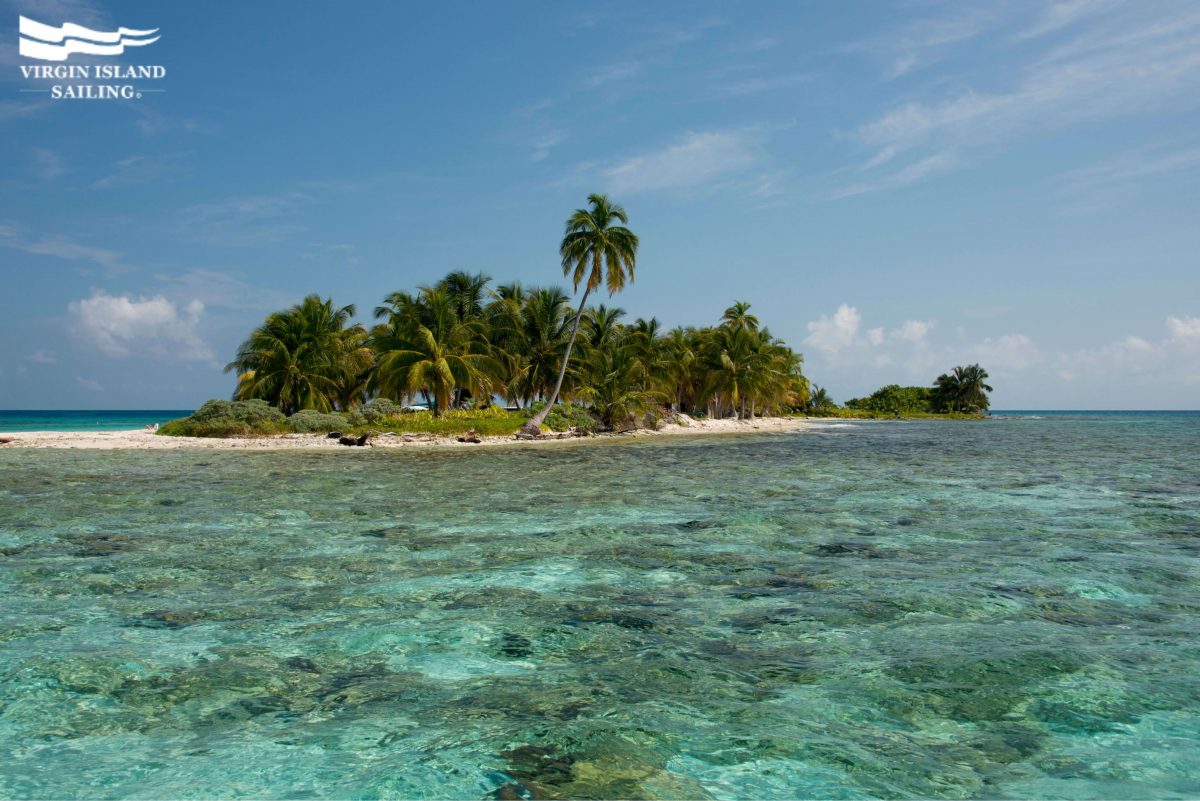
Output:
left=523, top=285, right=592, bottom=432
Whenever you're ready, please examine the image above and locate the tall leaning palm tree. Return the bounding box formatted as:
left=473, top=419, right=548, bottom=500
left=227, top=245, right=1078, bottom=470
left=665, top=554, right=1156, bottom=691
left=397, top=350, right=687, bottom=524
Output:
left=523, top=193, right=639, bottom=434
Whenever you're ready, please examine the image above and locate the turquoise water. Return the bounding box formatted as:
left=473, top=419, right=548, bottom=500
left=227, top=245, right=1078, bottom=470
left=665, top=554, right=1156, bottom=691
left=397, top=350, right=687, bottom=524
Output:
left=1, top=415, right=1198, bottom=799
left=0, top=411, right=191, bottom=432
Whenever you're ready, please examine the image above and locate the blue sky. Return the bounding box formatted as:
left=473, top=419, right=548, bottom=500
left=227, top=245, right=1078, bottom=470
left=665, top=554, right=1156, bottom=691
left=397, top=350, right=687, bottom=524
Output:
left=1, top=0, right=1198, bottom=410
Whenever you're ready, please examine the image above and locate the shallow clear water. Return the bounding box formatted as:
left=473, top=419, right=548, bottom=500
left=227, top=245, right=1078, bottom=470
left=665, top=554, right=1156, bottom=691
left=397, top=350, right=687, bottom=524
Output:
left=1, top=416, right=1198, bottom=799
left=0, top=411, right=191, bottom=433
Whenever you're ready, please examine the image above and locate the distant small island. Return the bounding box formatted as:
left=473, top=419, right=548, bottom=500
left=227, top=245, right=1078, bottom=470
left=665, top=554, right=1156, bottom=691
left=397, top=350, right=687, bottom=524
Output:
left=158, top=193, right=993, bottom=442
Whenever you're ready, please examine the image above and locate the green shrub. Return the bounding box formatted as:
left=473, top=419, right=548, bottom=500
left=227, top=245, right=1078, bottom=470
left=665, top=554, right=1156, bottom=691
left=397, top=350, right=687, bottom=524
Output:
left=845, top=384, right=937, bottom=415
left=442, top=406, right=513, bottom=420
left=287, top=410, right=350, bottom=433
left=540, top=403, right=599, bottom=433
left=159, top=399, right=287, bottom=437
left=361, top=398, right=403, bottom=423
left=348, top=409, right=525, bottom=437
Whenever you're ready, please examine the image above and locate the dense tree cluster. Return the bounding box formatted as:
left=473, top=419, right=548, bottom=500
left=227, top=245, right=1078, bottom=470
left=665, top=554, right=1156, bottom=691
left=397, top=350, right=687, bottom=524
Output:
left=225, top=281, right=811, bottom=430
left=226, top=194, right=810, bottom=431
left=223, top=193, right=992, bottom=430
left=845, top=365, right=994, bottom=415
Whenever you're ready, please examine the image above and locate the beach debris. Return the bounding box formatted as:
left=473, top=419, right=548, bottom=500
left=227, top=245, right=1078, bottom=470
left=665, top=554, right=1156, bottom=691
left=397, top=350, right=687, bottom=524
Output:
left=338, top=433, right=371, bottom=447
left=457, top=428, right=482, bottom=443
left=326, top=431, right=343, bottom=439
left=0, top=437, right=14, bottom=444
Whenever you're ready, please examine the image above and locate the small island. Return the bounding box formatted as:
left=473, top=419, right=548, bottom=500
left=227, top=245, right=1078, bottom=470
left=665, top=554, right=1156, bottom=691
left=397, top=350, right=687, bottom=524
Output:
left=148, top=194, right=992, bottom=448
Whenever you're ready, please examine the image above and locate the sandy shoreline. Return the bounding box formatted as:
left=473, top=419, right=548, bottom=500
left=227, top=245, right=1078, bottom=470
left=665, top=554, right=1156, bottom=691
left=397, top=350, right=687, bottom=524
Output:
left=0, top=416, right=818, bottom=451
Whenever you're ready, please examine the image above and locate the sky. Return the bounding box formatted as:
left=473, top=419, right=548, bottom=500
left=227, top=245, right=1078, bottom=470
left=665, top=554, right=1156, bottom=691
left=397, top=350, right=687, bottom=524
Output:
left=1, top=0, right=1198, bottom=410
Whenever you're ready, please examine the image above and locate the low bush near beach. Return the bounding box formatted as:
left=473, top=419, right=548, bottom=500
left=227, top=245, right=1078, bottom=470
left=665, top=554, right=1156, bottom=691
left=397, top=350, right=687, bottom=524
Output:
left=360, top=398, right=403, bottom=423
left=354, top=408, right=524, bottom=437
left=159, top=399, right=287, bottom=437
left=287, top=410, right=358, bottom=433
left=160, top=401, right=527, bottom=438
left=527, top=403, right=599, bottom=434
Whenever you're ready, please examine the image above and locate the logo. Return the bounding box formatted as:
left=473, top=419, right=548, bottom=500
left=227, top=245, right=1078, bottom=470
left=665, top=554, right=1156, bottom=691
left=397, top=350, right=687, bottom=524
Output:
left=16, top=15, right=165, bottom=100
left=19, top=16, right=159, bottom=62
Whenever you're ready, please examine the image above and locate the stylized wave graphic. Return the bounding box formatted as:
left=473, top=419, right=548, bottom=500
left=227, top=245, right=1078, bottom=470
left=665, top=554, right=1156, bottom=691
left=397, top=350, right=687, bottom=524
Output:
left=18, top=16, right=159, bottom=62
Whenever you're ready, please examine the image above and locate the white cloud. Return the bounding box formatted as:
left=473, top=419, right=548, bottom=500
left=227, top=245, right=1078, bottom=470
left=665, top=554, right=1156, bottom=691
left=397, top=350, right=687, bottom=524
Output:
left=29, top=148, right=67, bottom=181
left=847, top=7, right=996, bottom=80
left=805, top=304, right=862, bottom=356
left=584, top=60, right=642, bottom=88
left=973, top=333, right=1042, bottom=370
left=1055, top=142, right=1200, bottom=211
left=530, top=130, right=565, bottom=163
left=604, top=131, right=759, bottom=194
left=1055, top=318, right=1200, bottom=391
left=709, top=72, right=809, bottom=98
left=68, top=291, right=213, bottom=362
left=0, top=226, right=123, bottom=272
left=91, top=153, right=185, bottom=188
left=838, top=4, right=1200, bottom=195
left=828, top=153, right=960, bottom=199
left=1167, top=315, right=1200, bottom=347
left=76, top=377, right=104, bottom=392
left=178, top=192, right=314, bottom=245
left=866, top=327, right=885, bottom=346
left=1018, top=0, right=1117, bottom=40
left=153, top=268, right=295, bottom=312
left=29, top=350, right=57, bottom=364
left=893, top=319, right=935, bottom=343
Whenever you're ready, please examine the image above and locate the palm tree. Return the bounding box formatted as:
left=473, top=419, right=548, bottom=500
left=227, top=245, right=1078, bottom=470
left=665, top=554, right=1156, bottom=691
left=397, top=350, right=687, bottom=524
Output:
left=933, top=371, right=961, bottom=412
left=523, top=193, right=639, bottom=434
left=436, top=270, right=492, bottom=323
left=955, top=364, right=993, bottom=412
left=488, top=286, right=572, bottom=407
left=662, top=326, right=700, bottom=412
left=576, top=335, right=666, bottom=430
left=226, top=295, right=365, bottom=415
left=583, top=304, right=626, bottom=351
left=372, top=287, right=501, bottom=415
left=807, top=386, right=834, bottom=414
left=721, top=301, right=759, bottom=333
left=703, top=325, right=755, bottom=419
left=933, top=364, right=993, bottom=412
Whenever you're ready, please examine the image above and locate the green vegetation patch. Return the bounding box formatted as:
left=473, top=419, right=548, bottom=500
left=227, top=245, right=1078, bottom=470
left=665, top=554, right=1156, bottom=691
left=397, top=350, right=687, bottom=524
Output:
left=349, top=408, right=524, bottom=437
left=159, top=400, right=287, bottom=438
left=161, top=400, right=526, bottom=438
left=527, top=403, right=600, bottom=434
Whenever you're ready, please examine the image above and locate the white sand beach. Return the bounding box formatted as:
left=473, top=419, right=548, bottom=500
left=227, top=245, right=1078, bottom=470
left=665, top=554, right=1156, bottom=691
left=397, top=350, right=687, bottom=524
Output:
left=0, top=416, right=817, bottom=451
